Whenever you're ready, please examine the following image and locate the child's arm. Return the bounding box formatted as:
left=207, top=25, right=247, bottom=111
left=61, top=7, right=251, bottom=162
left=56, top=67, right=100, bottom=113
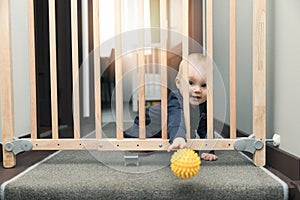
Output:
left=167, top=137, right=187, bottom=152
left=167, top=93, right=187, bottom=142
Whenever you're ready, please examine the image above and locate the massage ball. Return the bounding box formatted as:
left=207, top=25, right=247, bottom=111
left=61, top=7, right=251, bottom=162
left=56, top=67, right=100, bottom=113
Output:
left=170, top=148, right=201, bottom=179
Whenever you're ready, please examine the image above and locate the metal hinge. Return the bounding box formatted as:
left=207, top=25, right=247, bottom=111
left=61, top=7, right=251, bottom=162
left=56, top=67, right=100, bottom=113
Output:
left=124, top=152, right=139, bottom=167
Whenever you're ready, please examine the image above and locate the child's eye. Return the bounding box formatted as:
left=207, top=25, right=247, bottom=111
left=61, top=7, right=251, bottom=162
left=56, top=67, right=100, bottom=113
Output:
left=201, top=84, right=207, bottom=88
left=189, top=81, right=194, bottom=85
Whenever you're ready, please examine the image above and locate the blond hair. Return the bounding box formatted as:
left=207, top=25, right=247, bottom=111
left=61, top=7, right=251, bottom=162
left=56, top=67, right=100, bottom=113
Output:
left=176, top=53, right=209, bottom=80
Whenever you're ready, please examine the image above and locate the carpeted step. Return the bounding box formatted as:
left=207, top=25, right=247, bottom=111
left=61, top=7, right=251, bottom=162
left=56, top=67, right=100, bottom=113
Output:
left=1, top=150, right=287, bottom=200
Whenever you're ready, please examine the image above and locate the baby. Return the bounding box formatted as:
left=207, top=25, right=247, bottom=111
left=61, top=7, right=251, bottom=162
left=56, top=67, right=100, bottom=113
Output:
left=124, top=53, right=217, bottom=161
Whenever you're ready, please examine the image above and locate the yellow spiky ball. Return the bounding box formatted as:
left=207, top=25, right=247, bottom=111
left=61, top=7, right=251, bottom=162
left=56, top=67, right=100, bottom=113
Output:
left=170, top=148, right=201, bottom=179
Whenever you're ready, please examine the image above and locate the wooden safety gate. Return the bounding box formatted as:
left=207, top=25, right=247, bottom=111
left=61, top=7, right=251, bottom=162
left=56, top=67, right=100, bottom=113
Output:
left=0, top=0, right=266, bottom=168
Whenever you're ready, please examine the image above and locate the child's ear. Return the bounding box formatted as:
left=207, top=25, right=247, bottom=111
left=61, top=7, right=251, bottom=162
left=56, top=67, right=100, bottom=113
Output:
left=175, top=77, right=181, bottom=89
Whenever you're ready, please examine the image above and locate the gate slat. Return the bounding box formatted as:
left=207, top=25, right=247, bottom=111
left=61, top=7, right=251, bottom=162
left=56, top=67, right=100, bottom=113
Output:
left=71, top=0, right=81, bottom=139
left=93, top=0, right=102, bottom=138
left=138, top=0, right=146, bottom=139
left=230, top=0, right=237, bottom=139
left=160, top=0, right=168, bottom=140
left=48, top=0, right=59, bottom=139
left=206, top=0, right=214, bottom=139
left=28, top=0, right=37, bottom=139
left=182, top=0, right=190, bottom=139
left=114, top=0, right=123, bottom=139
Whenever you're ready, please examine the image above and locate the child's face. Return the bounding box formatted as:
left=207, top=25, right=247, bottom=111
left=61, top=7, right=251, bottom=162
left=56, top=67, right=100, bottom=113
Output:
left=176, top=65, right=207, bottom=106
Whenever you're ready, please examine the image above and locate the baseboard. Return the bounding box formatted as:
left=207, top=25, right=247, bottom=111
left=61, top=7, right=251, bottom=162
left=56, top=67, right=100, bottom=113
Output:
left=0, top=143, right=2, bottom=163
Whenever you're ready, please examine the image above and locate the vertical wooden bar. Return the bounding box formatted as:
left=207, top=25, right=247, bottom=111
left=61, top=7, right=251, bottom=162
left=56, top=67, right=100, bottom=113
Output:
left=138, top=0, right=146, bottom=139
left=71, top=0, right=81, bottom=139
left=182, top=0, right=190, bottom=139
left=82, top=0, right=90, bottom=117
left=206, top=0, right=213, bottom=139
left=48, top=0, right=59, bottom=139
left=202, top=0, right=206, bottom=52
left=93, top=0, right=102, bottom=138
left=160, top=0, right=168, bottom=140
left=114, top=0, right=123, bottom=139
left=253, top=0, right=266, bottom=167
left=0, top=0, right=16, bottom=168
left=28, top=0, right=37, bottom=139
left=229, top=0, right=236, bottom=139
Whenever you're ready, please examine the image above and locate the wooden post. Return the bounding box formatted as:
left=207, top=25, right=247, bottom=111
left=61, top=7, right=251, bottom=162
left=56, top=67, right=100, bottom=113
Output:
left=253, top=0, right=266, bottom=167
left=0, top=0, right=16, bottom=168
left=93, top=0, right=102, bottom=139
left=206, top=0, right=213, bottom=139
left=28, top=0, right=37, bottom=139
left=229, top=0, right=237, bottom=139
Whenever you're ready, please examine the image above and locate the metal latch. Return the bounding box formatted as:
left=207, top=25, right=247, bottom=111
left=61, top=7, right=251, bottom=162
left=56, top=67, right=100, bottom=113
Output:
left=233, top=135, right=264, bottom=154
left=5, top=138, right=33, bottom=155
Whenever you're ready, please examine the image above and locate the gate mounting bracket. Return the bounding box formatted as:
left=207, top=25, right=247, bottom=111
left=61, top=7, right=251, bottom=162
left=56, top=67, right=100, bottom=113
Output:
left=233, top=135, right=264, bottom=154
left=5, top=138, right=33, bottom=156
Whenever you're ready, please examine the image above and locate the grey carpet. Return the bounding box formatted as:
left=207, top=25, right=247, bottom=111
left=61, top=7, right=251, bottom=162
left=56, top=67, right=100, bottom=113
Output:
left=1, top=122, right=286, bottom=199
left=2, top=150, right=286, bottom=200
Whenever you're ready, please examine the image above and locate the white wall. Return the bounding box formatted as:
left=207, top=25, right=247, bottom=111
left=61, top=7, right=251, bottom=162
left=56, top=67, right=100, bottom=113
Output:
left=269, top=0, right=300, bottom=157
left=14, top=0, right=31, bottom=138
left=214, top=0, right=300, bottom=157
left=168, top=0, right=182, bottom=48
left=0, top=0, right=31, bottom=142
left=11, top=0, right=31, bottom=137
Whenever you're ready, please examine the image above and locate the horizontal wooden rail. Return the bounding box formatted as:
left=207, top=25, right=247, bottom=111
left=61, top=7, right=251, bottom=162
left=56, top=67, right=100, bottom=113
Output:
left=31, top=139, right=235, bottom=151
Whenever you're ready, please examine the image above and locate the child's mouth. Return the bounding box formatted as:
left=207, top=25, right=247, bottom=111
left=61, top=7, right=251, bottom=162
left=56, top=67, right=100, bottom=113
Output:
left=191, top=96, right=201, bottom=100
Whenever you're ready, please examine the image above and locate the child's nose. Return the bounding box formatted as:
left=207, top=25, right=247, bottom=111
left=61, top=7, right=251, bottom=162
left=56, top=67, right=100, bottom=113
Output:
left=193, top=85, right=202, bottom=93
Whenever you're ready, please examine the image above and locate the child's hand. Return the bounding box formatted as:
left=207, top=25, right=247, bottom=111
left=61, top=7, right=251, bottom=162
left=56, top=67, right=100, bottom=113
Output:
left=200, top=153, right=218, bottom=161
left=167, top=137, right=187, bottom=152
